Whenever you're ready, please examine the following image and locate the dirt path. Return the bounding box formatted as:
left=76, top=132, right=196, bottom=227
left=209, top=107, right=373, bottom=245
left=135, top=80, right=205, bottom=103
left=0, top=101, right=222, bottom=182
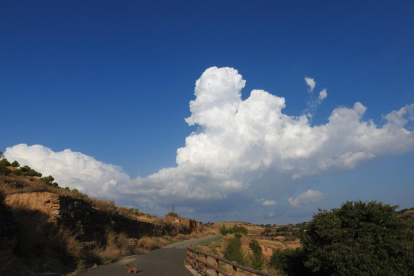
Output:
left=77, top=235, right=220, bottom=276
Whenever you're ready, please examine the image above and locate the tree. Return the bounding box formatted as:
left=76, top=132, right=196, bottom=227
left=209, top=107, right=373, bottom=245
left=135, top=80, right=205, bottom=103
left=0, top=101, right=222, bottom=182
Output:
left=0, top=158, right=11, bottom=167
left=11, top=161, right=20, bottom=167
left=249, top=239, right=264, bottom=270
left=223, top=235, right=245, bottom=265
left=301, top=201, right=414, bottom=276
left=0, top=158, right=11, bottom=175
left=19, top=165, right=42, bottom=177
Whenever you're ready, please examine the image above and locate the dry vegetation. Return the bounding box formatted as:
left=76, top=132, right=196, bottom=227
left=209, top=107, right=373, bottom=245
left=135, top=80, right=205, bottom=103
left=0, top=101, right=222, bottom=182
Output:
left=210, top=221, right=301, bottom=251
left=0, top=174, right=162, bottom=224
left=194, top=221, right=302, bottom=275
left=0, top=173, right=218, bottom=276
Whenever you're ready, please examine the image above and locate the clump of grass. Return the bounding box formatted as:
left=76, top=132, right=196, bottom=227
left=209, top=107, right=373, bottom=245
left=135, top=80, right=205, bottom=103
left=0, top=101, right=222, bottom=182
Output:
left=137, top=236, right=165, bottom=250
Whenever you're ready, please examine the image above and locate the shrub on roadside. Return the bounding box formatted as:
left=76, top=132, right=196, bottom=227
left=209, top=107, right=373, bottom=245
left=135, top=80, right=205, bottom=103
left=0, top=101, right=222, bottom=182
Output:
left=223, top=236, right=245, bottom=265
left=248, top=239, right=264, bottom=270
left=269, top=248, right=310, bottom=276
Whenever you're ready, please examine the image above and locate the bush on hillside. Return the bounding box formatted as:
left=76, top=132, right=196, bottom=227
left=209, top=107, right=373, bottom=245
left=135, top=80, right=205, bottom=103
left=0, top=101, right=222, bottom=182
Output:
left=11, top=160, right=20, bottom=167
left=249, top=239, right=264, bottom=270
left=0, top=158, right=11, bottom=167
left=223, top=235, right=245, bottom=265
left=219, top=224, right=248, bottom=236
left=39, top=175, right=59, bottom=187
left=271, top=200, right=414, bottom=276
left=20, top=165, right=42, bottom=177
left=12, top=169, right=22, bottom=176
left=0, top=166, right=11, bottom=176
left=166, top=211, right=179, bottom=217
left=166, top=205, right=179, bottom=217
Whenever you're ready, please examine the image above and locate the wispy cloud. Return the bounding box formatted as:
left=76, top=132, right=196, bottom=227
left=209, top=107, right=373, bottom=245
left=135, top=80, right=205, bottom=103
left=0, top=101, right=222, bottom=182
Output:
left=256, top=198, right=277, bottom=206
left=304, top=77, right=316, bottom=92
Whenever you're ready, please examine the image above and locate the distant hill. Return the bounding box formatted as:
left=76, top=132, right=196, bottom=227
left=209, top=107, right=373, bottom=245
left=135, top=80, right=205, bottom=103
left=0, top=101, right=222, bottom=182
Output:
left=397, top=207, right=414, bottom=220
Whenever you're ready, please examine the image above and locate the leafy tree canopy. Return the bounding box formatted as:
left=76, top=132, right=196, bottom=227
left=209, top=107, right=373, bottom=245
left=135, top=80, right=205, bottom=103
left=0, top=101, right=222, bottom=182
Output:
left=0, top=158, right=11, bottom=167
left=301, top=201, right=414, bottom=276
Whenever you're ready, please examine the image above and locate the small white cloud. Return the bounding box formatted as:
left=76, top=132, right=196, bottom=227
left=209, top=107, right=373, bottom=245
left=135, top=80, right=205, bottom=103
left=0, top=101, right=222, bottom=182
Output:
left=318, top=89, right=327, bottom=100
left=256, top=198, right=277, bottom=206
left=262, top=200, right=277, bottom=206
left=288, top=190, right=327, bottom=207
left=305, top=77, right=316, bottom=92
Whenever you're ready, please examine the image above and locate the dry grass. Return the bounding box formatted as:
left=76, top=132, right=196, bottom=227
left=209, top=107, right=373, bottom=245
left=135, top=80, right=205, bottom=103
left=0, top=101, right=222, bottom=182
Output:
left=0, top=175, right=162, bottom=223
left=0, top=174, right=217, bottom=275
left=93, top=230, right=137, bottom=264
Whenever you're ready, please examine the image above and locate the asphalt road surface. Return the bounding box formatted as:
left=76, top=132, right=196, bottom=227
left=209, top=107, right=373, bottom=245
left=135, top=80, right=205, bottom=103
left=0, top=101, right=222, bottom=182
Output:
left=78, top=235, right=220, bottom=276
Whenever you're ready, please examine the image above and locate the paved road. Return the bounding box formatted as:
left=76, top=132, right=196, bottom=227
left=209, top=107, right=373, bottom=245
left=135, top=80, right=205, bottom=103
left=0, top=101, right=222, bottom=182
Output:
left=78, top=235, right=220, bottom=276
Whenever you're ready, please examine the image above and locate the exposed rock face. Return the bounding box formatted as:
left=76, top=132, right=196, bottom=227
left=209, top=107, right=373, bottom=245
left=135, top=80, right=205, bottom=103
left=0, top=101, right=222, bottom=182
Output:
left=5, top=192, right=190, bottom=241
left=0, top=203, right=18, bottom=264
left=165, top=215, right=202, bottom=231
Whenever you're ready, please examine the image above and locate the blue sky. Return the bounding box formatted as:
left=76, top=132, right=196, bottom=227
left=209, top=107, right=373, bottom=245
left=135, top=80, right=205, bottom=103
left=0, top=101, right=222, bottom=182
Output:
left=1, top=1, right=414, bottom=224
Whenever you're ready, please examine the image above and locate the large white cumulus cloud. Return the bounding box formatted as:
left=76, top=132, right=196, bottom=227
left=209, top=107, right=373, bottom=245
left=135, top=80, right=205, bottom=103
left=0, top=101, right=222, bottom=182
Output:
left=143, top=67, right=414, bottom=200
left=4, top=67, right=414, bottom=213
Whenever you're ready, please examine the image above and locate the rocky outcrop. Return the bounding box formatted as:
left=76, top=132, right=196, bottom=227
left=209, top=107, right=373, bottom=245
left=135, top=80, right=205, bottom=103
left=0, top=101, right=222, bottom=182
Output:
left=165, top=215, right=202, bottom=232
left=5, top=192, right=190, bottom=242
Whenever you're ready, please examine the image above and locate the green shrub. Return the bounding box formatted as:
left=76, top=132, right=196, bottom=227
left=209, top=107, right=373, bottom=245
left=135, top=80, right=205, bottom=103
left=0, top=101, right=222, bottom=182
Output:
left=20, top=165, right=31, bottom=172
left=0, top=165, right=11, bottom=176
left=11, top=161, right=20, bottom=167
left=301, top=201, right=414, bottom=275
left=223, top=236, right=245, bottom=265
left=19, top=165, right=42, bottom=177
left=234, top=233, right=242, bottom=239
left=166, top=211, right=179, bottom=217
left=219, top=224, right=248, bottom=236
left=249, top=239, right=263, bottom=270
left=39, top=175, right=59, bottom=187
left=270, top=248, right=310, bottom=276
left=166, top=206, right=179, bottom=218
left=0, top=158, right=11, bottom=167
left=219, top=225, right=228, bottom=235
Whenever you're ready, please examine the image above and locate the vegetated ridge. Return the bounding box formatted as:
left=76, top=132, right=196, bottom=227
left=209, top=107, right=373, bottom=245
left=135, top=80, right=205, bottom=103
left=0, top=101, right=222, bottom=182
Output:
left=0, top=155, right=214, bottom=276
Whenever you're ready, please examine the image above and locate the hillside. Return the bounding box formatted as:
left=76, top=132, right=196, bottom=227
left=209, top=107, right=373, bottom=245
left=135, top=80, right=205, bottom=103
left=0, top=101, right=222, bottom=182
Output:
left=397, top=207, right=414, bottom=220
left=0, top=159, right=214, bottom=276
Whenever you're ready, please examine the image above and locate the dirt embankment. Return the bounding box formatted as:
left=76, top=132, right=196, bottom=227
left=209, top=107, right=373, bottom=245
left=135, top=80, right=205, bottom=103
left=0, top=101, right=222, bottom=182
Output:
left=5, top=192, right=191, bottom=242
